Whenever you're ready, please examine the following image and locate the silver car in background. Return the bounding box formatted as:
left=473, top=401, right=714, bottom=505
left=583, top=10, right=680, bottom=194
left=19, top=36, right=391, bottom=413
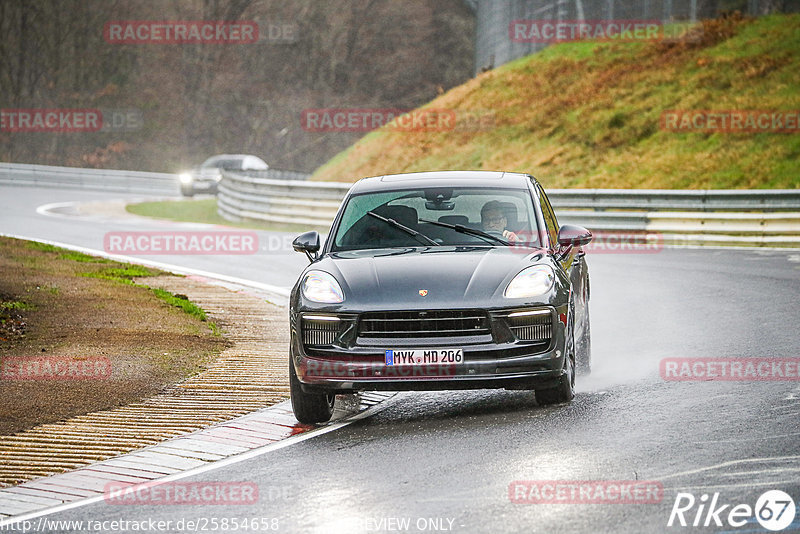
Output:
left=179, top=154, right=268, bottom=196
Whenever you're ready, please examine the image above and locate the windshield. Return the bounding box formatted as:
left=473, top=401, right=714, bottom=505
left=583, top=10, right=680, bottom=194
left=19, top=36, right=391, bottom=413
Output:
left=201, top=157, right=243, bottom=170
left=331, top=187, right=541, bottom=251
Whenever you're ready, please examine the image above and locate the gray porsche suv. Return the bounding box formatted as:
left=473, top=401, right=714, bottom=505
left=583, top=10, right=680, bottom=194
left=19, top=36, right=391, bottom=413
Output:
left=289, top=171, right=592, bottom=423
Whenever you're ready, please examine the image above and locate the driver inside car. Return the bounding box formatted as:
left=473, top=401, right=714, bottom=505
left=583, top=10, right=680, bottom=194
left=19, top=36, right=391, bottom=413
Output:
left=480, top=200, right=519, bottom=241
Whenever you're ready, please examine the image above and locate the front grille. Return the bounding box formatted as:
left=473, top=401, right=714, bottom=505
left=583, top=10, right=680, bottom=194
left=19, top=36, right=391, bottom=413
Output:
left=302, top=317, right=340, bottom=346
left=507, top=310, right=553, bottom=342
left=358, top=310, right=490, bottom=339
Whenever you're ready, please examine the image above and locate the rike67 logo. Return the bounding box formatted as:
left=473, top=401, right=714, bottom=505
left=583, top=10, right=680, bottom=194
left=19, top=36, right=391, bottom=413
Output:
left=668, top=490, right=796, bottom=531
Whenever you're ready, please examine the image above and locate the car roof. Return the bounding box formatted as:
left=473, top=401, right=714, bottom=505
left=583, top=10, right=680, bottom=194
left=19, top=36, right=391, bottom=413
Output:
left=348, top=171, right=537, bottom=194
left=202, top=154, right=266, bottom=163
left=200, top=154, right=268, bottom=170
left=206, top=154, right=253, bottom=160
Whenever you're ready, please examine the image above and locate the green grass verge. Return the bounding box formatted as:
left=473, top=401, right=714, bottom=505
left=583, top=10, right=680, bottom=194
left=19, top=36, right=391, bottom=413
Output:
left=126, top=198, right=223, bottom=224
left=26, top=241, right=115, bottom=264
left=25, top=241, right=219, bottom=335
left=0, top=300, right=36, bottom=311
left=79, top=265, right=156, bottom=285
left=311, top=14, right=800, bottom=190
left=126, top=198, right=315, bottom=233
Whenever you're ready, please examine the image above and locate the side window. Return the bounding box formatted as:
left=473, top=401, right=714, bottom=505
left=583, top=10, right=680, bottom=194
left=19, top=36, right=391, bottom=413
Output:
left=538, top=186, right=559, bottom=248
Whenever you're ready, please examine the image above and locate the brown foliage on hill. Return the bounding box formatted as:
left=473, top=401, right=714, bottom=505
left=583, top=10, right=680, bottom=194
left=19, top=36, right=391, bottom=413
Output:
left=0, top=0, right=474, bottom=172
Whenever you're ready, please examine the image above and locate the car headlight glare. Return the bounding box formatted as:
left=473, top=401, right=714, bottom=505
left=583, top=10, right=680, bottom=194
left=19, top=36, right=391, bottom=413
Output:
left=504, top=265, right=555, bottom=298
left=301, top=271, right=344, bottom=303
left=179, top=172, right=193, bottom=184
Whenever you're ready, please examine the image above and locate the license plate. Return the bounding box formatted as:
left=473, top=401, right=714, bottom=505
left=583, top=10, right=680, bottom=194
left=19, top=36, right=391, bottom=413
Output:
left=385, top=348, right=464, bottom=366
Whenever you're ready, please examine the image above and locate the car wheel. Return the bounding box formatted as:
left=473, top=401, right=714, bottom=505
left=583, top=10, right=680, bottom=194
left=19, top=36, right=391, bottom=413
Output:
left=535, top=310, right=576, bottom=406
left=576, top=308, right=592, bottom=376
left=290, top=360, right=335, bottom=424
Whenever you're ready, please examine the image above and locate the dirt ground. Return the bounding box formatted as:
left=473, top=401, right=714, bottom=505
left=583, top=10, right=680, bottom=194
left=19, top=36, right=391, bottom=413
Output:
left=0, top=237, right=226, bottom=435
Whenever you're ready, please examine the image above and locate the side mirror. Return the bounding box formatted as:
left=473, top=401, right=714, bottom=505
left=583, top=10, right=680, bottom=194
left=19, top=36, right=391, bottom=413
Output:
left=557, top=224, right=593, bottom=248
left=293, top=231, right=320, bottom=262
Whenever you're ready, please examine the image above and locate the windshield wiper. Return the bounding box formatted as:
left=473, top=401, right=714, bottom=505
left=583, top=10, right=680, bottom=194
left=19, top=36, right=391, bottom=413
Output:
left=367, top=211, right=441, bottom=246
left=419, top=218, right=509, bottom=245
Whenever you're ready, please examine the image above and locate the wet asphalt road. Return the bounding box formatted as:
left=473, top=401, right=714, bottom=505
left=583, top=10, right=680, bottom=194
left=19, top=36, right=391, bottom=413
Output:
left=0, top=186, right=307, bottom=291
left=1, top=185, right=799, bottom=533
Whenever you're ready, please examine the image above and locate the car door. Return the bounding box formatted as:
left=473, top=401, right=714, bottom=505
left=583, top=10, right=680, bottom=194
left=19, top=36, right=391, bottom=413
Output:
left=536, top=183, right=589, bottom=341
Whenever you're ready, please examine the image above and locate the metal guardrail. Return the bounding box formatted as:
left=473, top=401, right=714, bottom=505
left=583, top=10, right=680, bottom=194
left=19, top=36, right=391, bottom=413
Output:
left=217, top=172, right=800, bottom=247
left=217, top=170, right=349, bottom=227
left=2, top=162, right=796, bottom=247
left=0, top=162, right=180, bottom=195
left=547, top=189, right=800, bottom=212
left=233, top=168, right=312, bottom=182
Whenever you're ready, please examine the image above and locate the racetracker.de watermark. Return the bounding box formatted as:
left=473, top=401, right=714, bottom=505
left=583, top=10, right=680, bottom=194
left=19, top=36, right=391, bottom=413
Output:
left=304, top=360, right=458, bottom=379
left=507, top=231, right=664, bottom=254
left=104, top=21, right=258, bottom=44
left=301, top=108, right=495, bottom=133
left=104, top=481, right=259, bottom=505
left=1, top=108, right=143, bottom=133
left=509, top=480, right=664, bottom=504
left=660, top=358, right=800, bottom=381
left=661, top=110, right=800, bottom=134
left=251, top=20, right=299, bottom=43
left=1, top=356, right=112, bottom=380
left=1, top=109, right=101, bottom=132
left=99, top=109, right=144, bottom=132
left=509, top=20, right=696, bottom=43
left=104, top=231, right=259, bottom=255
left=583, top=232, right=664, bottom=253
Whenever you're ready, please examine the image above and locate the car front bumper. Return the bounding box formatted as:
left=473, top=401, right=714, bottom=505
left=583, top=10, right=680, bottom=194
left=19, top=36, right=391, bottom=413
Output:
left=291, top=310, right=568, bottom=393
left=181, top=179, right=218, bottom=194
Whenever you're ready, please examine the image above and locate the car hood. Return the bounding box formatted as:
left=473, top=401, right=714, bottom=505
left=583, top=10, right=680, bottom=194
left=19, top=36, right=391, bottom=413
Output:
left=308, top=247, right=550, bottom=310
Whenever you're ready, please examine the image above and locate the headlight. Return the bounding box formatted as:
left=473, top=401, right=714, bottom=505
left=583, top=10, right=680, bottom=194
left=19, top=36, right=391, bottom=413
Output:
left=504, top=265, right=555, bottom=298
left=179, top=172, right=193, bottom=184
left=301, top=271, right=344, bottom=303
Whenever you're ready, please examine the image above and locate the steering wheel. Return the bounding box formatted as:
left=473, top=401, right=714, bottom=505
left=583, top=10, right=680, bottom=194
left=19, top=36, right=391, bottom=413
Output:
left=485, top=230, right=505, bottom=238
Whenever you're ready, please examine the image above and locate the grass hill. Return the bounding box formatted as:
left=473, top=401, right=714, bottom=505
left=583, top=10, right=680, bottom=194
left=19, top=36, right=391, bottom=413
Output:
left=312, top=14, right=800, bottom=189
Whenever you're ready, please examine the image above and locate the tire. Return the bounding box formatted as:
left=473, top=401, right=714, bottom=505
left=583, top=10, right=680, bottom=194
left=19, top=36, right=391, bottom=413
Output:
left=535, top=308, right=576, bottom=406
left=576, top=309, right=592, bottom=376
left=290, top=360, right=335, bottom=424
